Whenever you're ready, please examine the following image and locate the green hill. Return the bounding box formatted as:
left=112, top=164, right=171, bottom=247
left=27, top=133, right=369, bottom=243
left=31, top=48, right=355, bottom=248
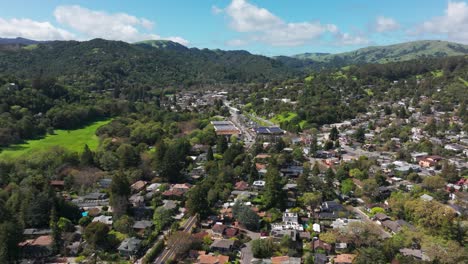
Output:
left=293, top=40, right=468, bottom=65
left=0, top=38, right=295, bottom=89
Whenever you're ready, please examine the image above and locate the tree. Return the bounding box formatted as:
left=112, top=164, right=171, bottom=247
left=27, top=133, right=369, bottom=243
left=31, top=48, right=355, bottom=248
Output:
left=311, top=162, right=320, bottom=176
left=342, top=222, right=381, bottom=247
left=216, top=136, right=228, bottom=154
left=297, top=172, right=311, bottom=193
left=354, top=126, right=365, bottom=143
left=440, top=161, right=459, bottom=183
left=330, top=126, right=339, bottom=141
left=422, top=175, right=445, bottom=191
left=319, top=231, right=337, bottom=244
left=116, top=143, right=140, bottom=168
left=232, top=202, right=260, bottom=231
left=80, top=144, right=94, bottom=166
left=300, top=192, right=322, bottom=210
left=84, top=222, right=110, bottom=249
left=153, top=207, right=172, bottom=232
left=0, top=221, right=22, bottom=263
left=263, top=167, right=285, bottom=209
left=349, top=168, right=366, bottom=180
left=114, top=215, right=134, bottom=234
left=50, top=208, right=62, bottom=254
left=341, top=179, right=355, bottom=195
left=110, top=172, right=130, bottom=219
left=251, top=238, right=276, bottom=258
left=361, top=179, right=379, bottom=201
left=355, top=247, right=387, bottom=264
left=207, top=146, right=214, bottom=161
left=186, top=185, right=209, bottom=217
left=309, top=135, right=318, bottom=156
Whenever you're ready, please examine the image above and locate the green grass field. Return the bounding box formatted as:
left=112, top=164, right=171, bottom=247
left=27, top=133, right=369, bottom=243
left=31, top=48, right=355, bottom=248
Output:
left=0, top=119, right=111, bottom=159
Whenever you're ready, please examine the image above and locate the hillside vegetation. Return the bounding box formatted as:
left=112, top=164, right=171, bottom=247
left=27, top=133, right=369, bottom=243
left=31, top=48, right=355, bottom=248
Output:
left=0, top=38, right=295, bottom=90
left=293, top=40, right=468, bottom=65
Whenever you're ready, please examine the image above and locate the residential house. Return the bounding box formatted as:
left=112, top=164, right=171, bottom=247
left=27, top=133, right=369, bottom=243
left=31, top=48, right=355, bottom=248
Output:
left=210, top=239, right=235, bottom=253
left=314, top=253, right=328, bottom=264
left=444, top=143, right=464, bottom=152
left=118, top=237, right=142, bottom=257
left=234, top=181, right=249, bottom=191
left=197, top=253, right=229, bottom=264
left=313, top=239, right=332, bottom=253
left=334, top=254, right=356, bottom=264
left=418, top=155, right=442, bottom=168
left=132, top=220, right=153, bottom=233
left=399, top=248, right=430, bottom=261
left=19, top=235, right=53, bottom=258
left=283, top=211, right=299, bottom=224
left=92, top=215, right=113, bottom=226
left=212, top=224, right=227, bottom=237
left=131, top=180, right=147, bottom=193
left=129, top=194, right=145, bottom=207
left=270, top=256, right=301, bottom=264
left=319, top=201, right=348, bottom=219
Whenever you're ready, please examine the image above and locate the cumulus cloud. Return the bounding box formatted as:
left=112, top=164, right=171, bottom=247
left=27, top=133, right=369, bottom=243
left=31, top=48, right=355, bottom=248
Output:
left=53, top=5, right=188, bottom=44
left=374, top=16, right=400, bottom=32
left=0, top=18, right=74, bottom=40
left=415, top=1, right=468, bottom=43
left=218, top=0, right=365, bottom=47
left=334, top=32, right=369, bottom=45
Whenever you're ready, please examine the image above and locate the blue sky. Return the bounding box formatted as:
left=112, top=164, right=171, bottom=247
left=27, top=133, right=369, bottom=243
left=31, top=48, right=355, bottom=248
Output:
left=0, top=0, right=467, bottom=55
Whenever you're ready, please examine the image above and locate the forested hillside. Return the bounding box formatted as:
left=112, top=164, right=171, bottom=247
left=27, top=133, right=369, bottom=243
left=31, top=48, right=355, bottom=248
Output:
left=0, top=39, right=295, bottom=89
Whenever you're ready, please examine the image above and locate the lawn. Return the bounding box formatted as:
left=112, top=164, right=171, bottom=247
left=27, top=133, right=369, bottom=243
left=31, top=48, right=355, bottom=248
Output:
left=431, top=70, right=443, bottom=78
left=0, top=119, right=111, bottom=159
left=459, top=77, right=468, bottom=87
left=271, top=112, right=298, bottom=124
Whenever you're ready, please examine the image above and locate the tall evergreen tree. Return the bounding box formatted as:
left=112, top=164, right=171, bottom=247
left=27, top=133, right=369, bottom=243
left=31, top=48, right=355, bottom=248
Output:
left=263, top=166, right=285, bottom=210
left=110, top=172, right=131, bottom=219
left=207, top=146, right=214, bottom=161
left=330, top=126, right=339, bottom=141
left=80, top=144, right=94, bottom=166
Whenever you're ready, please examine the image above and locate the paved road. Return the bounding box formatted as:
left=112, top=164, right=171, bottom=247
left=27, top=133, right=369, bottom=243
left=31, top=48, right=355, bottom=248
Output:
left=153, top=215, right=198, bottom=264
left=239, top=229, right=260, bottom=264
left=348, top=206, right=391, bottom=239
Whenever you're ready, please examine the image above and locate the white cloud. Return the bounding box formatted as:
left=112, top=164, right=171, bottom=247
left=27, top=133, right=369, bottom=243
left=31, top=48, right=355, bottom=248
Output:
left=374, top=16, right=400, bottom=32
left=212, top=6, right=223, bottom=15
left=334, top=32, right=369, bottom=45
left=53, top=5, right=188, bottom=44
left=415, top=1, right=468, bottom=43
left=218, top=0, right=365, bottom=47
left=0, top=18, right=74, bottom=40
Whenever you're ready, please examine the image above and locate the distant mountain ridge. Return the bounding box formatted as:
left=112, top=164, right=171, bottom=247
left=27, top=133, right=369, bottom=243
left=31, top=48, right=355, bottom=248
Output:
left=0, top=37, right=47, bottom=45
left=292, top=40, right=468, bottom=65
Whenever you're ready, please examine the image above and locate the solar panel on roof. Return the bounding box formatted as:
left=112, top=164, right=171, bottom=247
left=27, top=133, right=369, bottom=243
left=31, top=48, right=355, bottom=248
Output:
left=268, top=127, right=284, bottom=133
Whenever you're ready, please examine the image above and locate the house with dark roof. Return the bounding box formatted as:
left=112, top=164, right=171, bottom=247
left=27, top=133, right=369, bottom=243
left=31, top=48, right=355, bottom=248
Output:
left=212, top=224, right=227, bottom=237
left=314, top=253, right=328, bottom=264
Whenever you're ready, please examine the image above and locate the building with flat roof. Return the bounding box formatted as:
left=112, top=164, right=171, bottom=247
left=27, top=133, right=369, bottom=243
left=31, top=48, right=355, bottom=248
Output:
left=211, top=121, right=241, bottom=137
